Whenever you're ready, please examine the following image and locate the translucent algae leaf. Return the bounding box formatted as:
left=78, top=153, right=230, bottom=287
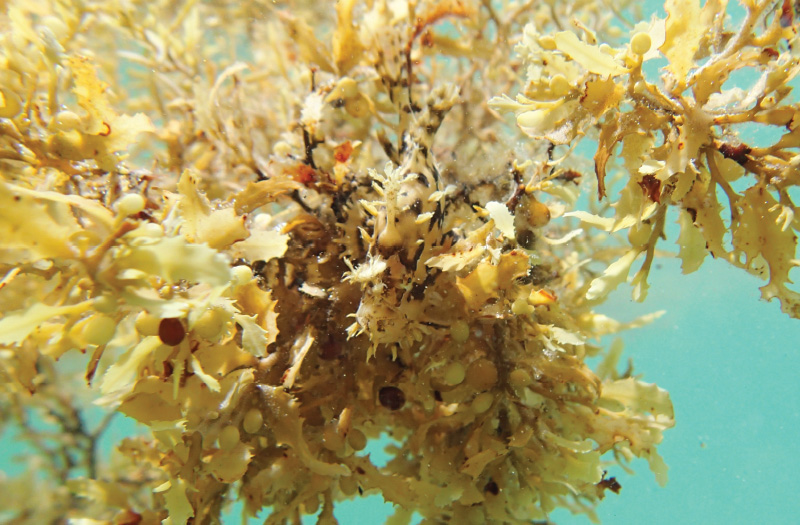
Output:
left=659, top=0, right=722, bottom=84
left=66, top=478, right=130, bottom=510
left=601, top=377, right=674, bottom=419
left=103, top=235, right=232, bottom=288
left=282, top=328, right=314, bottom=389
left=159, top=479, right=194, bottom=525
left=734, top=186, right=800, bottom=317
left=676, top=208, right=707, bottom=274
left=68, top=55, right=117, bottom=136
left=231, top=229, right=289, bottom=263
left=548, top=325, right=585, bottom=346
left=117, top=387, right=184, bottom=425
left=425, top=221, right=492, bottom=272
left=553, top=31, right=628, bottom=77
left=0, top=183, right=81, bottom=261
left=234, top=314, right=269, bottom=357
left=563, top=210, right=615, bottom=231
left=99, top=336, right=162, bottom=395
left=177, top=170, right=248, bottom=250
left=260, top=386, right=351, bottom=477
left=67, top=55, right=154, bottom=167
left=485, top=201, right=515, bottom=239
left=456, top=252, right=529, bottom=310
left=0, top=302, right=91, bottom=345
left=235, top=282, right=279, bottom=349
left=586, top=249, right=640, bottom=301
left=207, top=442, right=253, bottom=483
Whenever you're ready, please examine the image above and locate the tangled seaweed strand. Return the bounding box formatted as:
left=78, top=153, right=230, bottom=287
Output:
left=0, top=0, right=796, bottom=524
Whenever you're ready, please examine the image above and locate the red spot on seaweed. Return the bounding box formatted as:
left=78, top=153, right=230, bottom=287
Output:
left=557, top=169, right=581, bottom=184
left=334, top=141, right=354, bottom=163
left=718, top=142, right=752, bottom=166
left=597, top=474, right=621, bottom=498
left=421, top=30, right=435, bottom=48
left=289, top=163, right=317, bottom=185
left=781, top=0, right=793, bottom=27
left=637, top=175, right=661, bottom=203
left=159, top=318, right=185, bottom=346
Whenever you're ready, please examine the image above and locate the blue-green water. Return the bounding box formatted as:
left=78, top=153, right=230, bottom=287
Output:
left=558, top=253, right=800, bottom=524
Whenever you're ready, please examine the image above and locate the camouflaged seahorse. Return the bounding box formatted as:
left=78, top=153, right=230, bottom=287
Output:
left=367, top=84, right=458, bottom=282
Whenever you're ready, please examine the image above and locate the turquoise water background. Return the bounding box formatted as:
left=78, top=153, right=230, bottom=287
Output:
left=3, top=1, right=800, bottom=524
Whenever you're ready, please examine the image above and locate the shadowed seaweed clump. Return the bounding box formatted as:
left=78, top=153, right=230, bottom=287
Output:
left=0, top=0, right=795, bottom=524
